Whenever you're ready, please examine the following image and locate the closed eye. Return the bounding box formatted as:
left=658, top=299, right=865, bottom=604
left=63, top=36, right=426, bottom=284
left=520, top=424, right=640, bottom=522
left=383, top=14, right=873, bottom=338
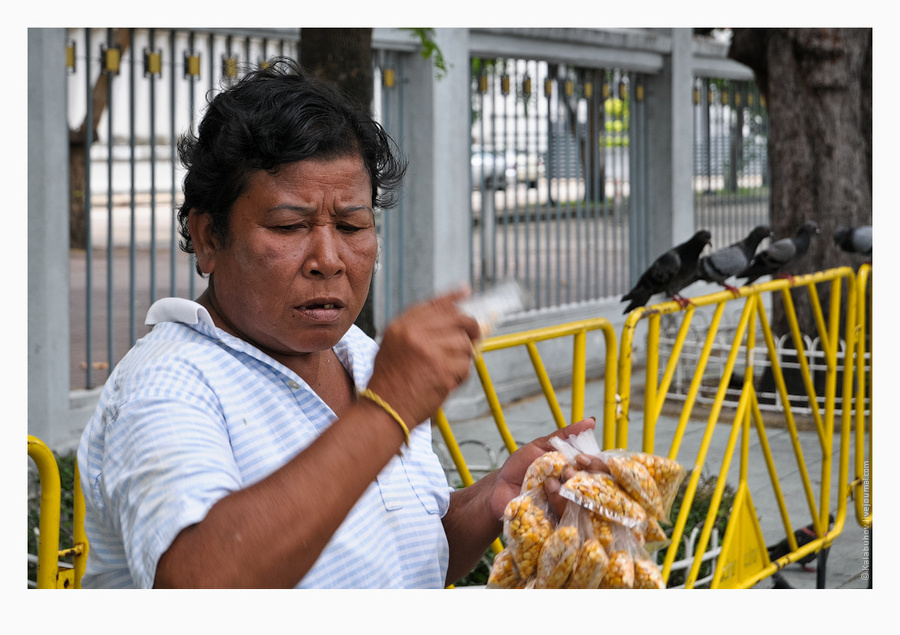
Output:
left=272, top=223, right=306, bottom=232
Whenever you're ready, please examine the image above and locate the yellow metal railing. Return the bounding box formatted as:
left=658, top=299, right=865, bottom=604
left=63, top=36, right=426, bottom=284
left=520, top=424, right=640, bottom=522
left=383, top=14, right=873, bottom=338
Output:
left=474, top=318, right=619, bottom=451
left=616, top=267, right=858, bottom=588
left=434, top=317, right=618, bottom=556
left=27, top=435, right=88, bottom=589
left=852, top=264, right=872, bottom=529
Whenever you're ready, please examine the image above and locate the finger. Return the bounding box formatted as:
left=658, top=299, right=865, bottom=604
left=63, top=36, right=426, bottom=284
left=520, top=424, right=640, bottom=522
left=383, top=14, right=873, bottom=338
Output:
left=436, top=284, right=472, bottom=305
left=543, top=477, right=570, bottom=519
left=574, top=453, right=608, bottom=473
left=561, top=455, right=609, bottom=483
left=422, top=293, right=482, bottom=344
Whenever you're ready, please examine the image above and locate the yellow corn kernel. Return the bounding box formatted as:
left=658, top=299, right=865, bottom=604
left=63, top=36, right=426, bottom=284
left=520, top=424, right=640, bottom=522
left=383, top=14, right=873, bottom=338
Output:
left=535, top=525, right=579, bottom=588
left=644, top=517, right=668, bottom=545
left=522, top=451, right=570, bottom=491
left=565, top=538, right=609, bottom=589
left=606, top=454, right=665, bottom=520
left=600, top=550, right=634, bottom=589
left=631, top=453, right=684, bottom=497
left=487, top=548, right=525, bottom=589
left=589, top=514, right=616, bottom=550
left=634, top=557, right=665, bottom=589
left=562, top=471, right=647, bottom=529
left=505, top=495, right=553, bottom=580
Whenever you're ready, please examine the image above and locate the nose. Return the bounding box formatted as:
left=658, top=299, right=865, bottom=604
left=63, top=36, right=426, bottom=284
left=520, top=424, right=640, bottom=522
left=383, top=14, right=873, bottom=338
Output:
left=302, top=225, right=345, bottom=279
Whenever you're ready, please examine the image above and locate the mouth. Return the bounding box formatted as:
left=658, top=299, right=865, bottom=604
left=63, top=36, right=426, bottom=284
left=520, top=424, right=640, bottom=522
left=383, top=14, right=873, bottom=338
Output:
left=302, top=302, right=341, bottom=310
left=295, top=298, right=346, bottom=321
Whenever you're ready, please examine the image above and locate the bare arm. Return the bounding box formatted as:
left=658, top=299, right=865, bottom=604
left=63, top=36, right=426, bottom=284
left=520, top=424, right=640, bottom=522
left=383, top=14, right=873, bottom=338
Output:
left=154, top=289, right=481, bottom=588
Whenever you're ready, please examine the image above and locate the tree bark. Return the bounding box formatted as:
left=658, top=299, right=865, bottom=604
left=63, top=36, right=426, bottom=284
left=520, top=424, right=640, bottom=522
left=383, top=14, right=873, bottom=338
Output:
left=299, top=28, right=377, bottom=338
left=69, top=28, right=132, bottom=250
left=729, top=28, right=872, bottom=336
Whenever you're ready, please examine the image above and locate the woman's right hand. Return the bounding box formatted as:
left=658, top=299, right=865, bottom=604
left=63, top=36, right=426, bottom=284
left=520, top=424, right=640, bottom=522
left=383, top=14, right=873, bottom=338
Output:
left=366, top=287, right=482, bottom=429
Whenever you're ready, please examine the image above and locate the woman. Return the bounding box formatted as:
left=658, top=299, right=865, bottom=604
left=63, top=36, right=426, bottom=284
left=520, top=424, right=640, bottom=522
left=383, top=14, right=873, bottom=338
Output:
left=77, top=58, right=599, bottom=588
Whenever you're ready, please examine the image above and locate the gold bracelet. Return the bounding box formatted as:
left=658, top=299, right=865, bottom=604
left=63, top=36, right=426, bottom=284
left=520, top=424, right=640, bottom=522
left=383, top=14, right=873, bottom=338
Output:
left=359, top=388, right=411, bottom=449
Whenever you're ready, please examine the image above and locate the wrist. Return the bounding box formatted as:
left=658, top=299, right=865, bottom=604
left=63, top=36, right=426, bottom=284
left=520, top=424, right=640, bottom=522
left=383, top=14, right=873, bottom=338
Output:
left=358, top=388, right=410, bottom=454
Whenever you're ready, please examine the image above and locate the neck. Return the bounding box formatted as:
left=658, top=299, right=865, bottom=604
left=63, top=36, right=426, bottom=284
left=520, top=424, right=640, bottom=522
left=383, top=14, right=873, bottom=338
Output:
left=197, top=280, right=332, bottom=383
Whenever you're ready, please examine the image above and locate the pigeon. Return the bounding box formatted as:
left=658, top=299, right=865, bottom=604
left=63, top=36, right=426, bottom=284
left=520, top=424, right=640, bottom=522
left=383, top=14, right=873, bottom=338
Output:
left=621, top=229, right=712, bottom=314
left=738, top=220, right=820, bottom=285
left=767, top=515, right=834, bottom=574
left=693, top=225, right=772, bottom=296
left=833, top=225, right=872, bottom=259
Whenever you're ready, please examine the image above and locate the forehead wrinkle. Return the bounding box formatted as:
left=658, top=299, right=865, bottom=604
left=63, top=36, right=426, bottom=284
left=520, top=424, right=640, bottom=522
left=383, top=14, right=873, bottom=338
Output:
left=264, top=203, right=373, bottom=219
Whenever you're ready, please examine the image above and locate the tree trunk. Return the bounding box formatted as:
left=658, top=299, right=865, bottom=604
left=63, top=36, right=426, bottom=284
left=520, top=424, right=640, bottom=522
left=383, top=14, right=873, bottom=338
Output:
left=299, top=28, right=377, bottom=338
left=69, top=28, right=132, bottom=250
left=729, top=28, right=872, bottom=336
left=728, top=28, right=872, bottom=402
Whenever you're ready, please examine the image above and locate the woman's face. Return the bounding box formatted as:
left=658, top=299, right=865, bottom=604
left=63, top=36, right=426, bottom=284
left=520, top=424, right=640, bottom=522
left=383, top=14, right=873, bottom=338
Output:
left=194, top=154, right=377, bottom=360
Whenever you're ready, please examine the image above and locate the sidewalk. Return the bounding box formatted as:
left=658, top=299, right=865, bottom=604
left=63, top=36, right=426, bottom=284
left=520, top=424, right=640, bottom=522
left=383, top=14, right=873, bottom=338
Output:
left=439, top=376, right=872, bottom=590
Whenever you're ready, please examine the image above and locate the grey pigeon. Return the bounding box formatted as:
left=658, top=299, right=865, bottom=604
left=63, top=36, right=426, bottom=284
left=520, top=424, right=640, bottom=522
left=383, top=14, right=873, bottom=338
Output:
left=833, top=225, right=872, bottom=259
left=738, top=221, right=819, bottom=285
left=694, top=225, right=772, bottom=295
left=621, top=230, right=712, bottom=314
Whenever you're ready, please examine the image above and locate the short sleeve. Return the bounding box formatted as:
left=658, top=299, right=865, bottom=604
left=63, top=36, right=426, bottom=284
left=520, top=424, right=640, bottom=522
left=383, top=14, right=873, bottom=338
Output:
left=97, top=356, right=242, bottom=588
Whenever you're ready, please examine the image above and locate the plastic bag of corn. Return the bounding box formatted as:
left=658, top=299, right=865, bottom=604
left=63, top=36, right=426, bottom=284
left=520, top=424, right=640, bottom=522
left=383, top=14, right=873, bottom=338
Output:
left=502, top=488, right=556, bottom=581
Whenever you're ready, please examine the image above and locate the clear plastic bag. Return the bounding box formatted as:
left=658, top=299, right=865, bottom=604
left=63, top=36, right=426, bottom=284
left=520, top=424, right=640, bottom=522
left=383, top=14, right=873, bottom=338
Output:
left=559, top=470, right=648, bottom=530
left=627, top=452, right=686, bottom=525
left=566, top=537, right=610, bottom=589
left=564, top=504, right=610, bottom=589
left=502, top=487, right=557, bottom=581
left=602, top=450, right=665, bottom=521
left=633, top=554, right=666, bottom=589
left=550, top=432, right=686, bottom=527
left=520, top=450, right=571, bottom=494
left=534, top=502, right=581, bottom=589
left=598, top=522, right=665, bottom=589
left=488, top=430, right=677, bottom=589
left=486, top=547, right=526, bottom=589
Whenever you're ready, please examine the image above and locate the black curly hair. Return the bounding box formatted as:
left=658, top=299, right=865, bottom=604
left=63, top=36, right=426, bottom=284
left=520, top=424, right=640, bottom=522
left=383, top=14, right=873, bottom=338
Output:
left=176, top=57, right=407, bottom=271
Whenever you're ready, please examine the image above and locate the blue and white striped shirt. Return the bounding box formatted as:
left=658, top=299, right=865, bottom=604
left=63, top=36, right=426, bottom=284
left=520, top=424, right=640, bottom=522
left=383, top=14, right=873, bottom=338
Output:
left=77, top=298, right=452, bottom=588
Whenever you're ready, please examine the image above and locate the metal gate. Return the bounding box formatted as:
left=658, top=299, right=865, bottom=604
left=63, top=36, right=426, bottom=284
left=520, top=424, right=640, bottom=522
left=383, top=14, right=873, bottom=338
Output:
left=692, top=76, right=770, bottom=247
left=469, top=59, right=649, bottom=310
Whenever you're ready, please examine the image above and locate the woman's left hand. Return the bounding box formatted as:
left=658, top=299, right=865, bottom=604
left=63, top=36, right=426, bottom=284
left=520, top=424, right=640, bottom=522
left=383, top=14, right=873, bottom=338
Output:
left=489, top=417, right=608, bottom=521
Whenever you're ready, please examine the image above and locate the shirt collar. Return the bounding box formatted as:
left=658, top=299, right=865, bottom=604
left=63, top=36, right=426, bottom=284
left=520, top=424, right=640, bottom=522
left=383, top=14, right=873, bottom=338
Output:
left=145, top=297, right=216, bottom=329
left=144, top=297, right=369, bottom=388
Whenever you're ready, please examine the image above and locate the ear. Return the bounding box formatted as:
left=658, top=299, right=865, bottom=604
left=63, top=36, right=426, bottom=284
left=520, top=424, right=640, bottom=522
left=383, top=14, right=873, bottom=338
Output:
left=187, top=209, right=218, bottom=275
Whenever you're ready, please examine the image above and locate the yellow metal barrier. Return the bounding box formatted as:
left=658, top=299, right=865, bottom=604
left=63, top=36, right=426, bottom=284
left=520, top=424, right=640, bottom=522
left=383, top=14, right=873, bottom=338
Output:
left=616, top=268, right=857, bottom=588
left=434, top=317, right=618, bottom=555
left=852, top=264, right=872, bottom=529
left=27, top=435, right=88, bottom=589
left=473, top=318, right=619, bottom=451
